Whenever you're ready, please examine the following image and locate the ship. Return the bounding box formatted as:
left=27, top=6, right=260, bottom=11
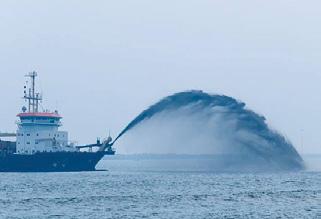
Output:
left=0, top=72, right=115, bottom=172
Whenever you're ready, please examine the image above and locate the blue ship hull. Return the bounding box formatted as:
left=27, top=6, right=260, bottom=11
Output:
left=0, top=151, right=113, bottom=172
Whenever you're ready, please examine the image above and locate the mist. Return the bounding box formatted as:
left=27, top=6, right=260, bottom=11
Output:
left=115, top=91, right=304, bottom=171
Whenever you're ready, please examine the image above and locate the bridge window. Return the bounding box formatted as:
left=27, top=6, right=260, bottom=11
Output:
left=27, top=142, right=30, bottom=144
left=27, top=134, right=30, bottom=136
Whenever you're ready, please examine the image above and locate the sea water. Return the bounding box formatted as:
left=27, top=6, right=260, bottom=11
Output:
left=0, top=155, right=320, bottom=219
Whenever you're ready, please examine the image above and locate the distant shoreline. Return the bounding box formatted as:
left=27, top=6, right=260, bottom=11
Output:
left=104, top=154, right=320, bottom=160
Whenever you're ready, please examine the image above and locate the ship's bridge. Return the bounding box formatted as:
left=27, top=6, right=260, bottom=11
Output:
left=17, top=112, right=62, bottom=126
left=15, top=72, right=74, bottom=155
left=16, top=111, right=69, bottom=154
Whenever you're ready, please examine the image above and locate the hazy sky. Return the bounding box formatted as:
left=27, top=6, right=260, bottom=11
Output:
left=1, top=1, right=321, bottom=154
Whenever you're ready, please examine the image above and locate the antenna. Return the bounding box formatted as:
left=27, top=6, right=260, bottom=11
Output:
left=23, top=71, right=43, bottom=113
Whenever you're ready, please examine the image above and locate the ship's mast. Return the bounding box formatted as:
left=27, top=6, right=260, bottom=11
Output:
left=24, top=72, right=42, bottom=113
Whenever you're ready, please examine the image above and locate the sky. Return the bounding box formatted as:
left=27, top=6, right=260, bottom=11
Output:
left=0, top=0, right=321, bottom=154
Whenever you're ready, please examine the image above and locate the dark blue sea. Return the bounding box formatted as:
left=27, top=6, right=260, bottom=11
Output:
left=0, top=155, right=320, bottom=218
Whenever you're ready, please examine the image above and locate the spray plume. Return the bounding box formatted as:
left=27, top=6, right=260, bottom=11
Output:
left=113, top=91, right=304, bottom=171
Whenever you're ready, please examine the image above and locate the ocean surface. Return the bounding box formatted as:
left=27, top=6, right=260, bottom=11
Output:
left=0, top=155, right=321, bottom=219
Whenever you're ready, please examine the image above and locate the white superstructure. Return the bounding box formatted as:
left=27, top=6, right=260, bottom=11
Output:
left=16, top=72, right=76, bottom=154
